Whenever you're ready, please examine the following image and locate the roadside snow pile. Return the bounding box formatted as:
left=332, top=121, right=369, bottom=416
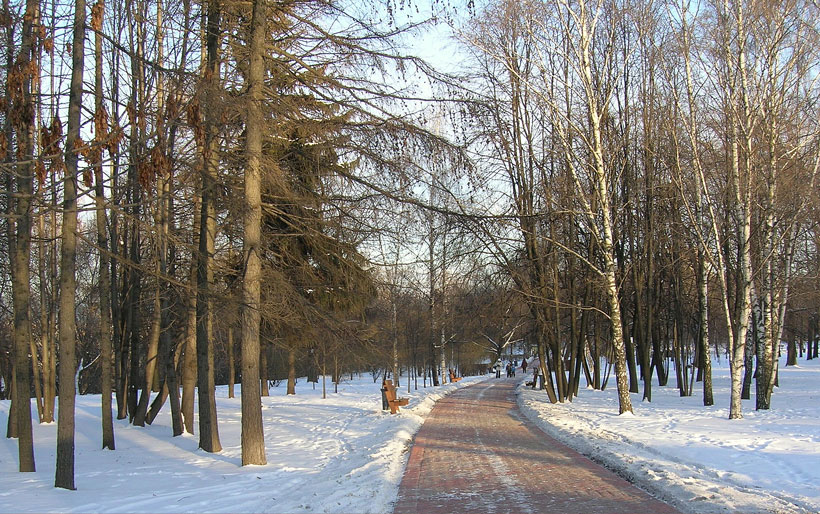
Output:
left=0, top=374, right=487, bottom=513
left=518, top=356, right=820, bottom=514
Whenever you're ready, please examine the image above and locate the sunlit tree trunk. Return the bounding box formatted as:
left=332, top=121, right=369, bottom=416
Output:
left=568, top=0, right=632, bottom=414
left=239, top=0, right=267, bottom=465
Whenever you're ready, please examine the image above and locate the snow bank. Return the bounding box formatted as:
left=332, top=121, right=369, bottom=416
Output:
left=0, top=374, right=488, bottom=513
left=518, top=357, right=820, bottom=514
left=4, top=356, right=817, bottom=514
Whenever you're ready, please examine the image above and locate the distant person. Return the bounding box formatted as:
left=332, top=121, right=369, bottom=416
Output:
left=521, top=359, right=527, bottom=373
left=495, top=361, right=502, bottom=378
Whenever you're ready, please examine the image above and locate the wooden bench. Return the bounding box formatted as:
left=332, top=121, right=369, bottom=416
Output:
left=381, top=379, right=409, bottom=414
left=448, top=369, right=462, bottom=383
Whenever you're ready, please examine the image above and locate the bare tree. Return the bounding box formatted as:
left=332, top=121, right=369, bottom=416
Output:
left=55, top=0, right=86, bottom=490
left=7, top=0, right=38, bottom=472
left=195, top=0, right=222, bottom=453
left=91, top=0, right=115, bottom=449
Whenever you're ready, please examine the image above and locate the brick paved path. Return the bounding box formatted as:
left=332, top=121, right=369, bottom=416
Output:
left=393, top=378, right=680, bottom=514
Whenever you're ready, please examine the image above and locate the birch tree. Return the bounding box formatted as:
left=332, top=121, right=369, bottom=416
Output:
left=545, top=0, right=637, bottom=414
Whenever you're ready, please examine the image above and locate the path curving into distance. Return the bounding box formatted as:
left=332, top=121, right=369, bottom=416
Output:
left=393, top=378, right=680, bottom=514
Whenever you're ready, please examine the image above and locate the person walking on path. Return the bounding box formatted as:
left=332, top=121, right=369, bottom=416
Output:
left=393, top=379, right=680, bottom=514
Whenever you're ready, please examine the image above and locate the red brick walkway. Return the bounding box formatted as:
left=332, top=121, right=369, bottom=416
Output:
left=393, top=378, right=680, bottom=514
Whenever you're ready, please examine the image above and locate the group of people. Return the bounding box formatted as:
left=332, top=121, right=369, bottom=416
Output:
left=493, top=358, right=529, bottom=378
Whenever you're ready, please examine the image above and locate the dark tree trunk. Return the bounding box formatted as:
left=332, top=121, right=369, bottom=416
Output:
left=194, top=0, right=223, bottom=454
left=181, top=194, right=200, bottom=434
left=287, top=345, right=296, bottom=395
left=55, top=0, right=86, bottom=489
left=7, top=0, right=37, bottom=472
left=93, top=0, right=115, bottom=450
left=259, top=342, right=269, bottom=397
left=227, top=327, right=235, bottom=398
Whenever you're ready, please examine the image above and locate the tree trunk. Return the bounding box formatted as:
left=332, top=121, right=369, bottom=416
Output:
left=131, top=0, right=164, bottom=427
left=259, top=342, right=269, bottom=397
left=181, top=193, right=200, bottom=434
left=132, top=274, right=161, bottom=426
left=55, top=0, right=86, bottom=489
left=93, top=0, right=115, bottom=450
left=8, top=0, right=38, bottom=472
left=697, top=250, right=714, bottom=406
left=107, top=0, right=123, bottom=427
left=2, top=0, right=14, bottom=411
left=786, top=332, right=797, bottom=366
left=194, top=0, right=222, bottom=454
left=392, top=301, right=399, bottom=387
left=585, top=25, right=633, bottom=413
left=287, top=346, right=296, bottom=395
left=227, top=327, right=235, bottom=398
left=239, top=0, right=267, bottom=465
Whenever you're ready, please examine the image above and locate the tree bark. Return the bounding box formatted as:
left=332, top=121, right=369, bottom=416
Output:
left=55, top=0, right=86, bottom=490
left=239, top=0, right=267, bottom=465
left=93, top=0, right=115, bottom=450
left=697, top=250, right=714, bottom=406
left=195, top=0, right=222, bottom=453
left=8, top=0, right=38, bottom=472
left=581, top=5, right=632, bottom=414
left=181, top=193, right=200, bottom=434
left=287, top=345, right=296, bottom=395
left=227, top=327, right=235, bottom=398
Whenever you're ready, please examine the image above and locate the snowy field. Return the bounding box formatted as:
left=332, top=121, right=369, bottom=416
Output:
left=519, top=355, right=820, bottom=514
left=1, top=356, right=818, bottom=514
left=0, top=375, right=486, bottom=513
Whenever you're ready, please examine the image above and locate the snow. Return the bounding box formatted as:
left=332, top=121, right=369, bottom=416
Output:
left=1, top=355, right=818, bottom=514
left=518, top=355, right=820, bottom=514
left=0, top=375, right=486, bottom=513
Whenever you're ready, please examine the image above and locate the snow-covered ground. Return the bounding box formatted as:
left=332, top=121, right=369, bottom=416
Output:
left=1, top=355, right=818, bottom=514
left=0, top=374, right=486, bottom=513
left=519, top=355, right=820, bottom=514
